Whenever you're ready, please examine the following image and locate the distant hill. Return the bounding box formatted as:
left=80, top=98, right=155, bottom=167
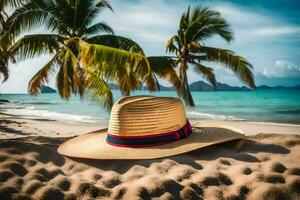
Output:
left=189, top=81, right=251, bottom=91
left=41, top=85, right=56, bottom=93
left=158, top=81, right=251, bottom=91
left=189, top=81, right=214, bottom=91
left=157, top=84, right=176, bottom=91
left=257, top=85, right=300, bottom=90
left=108, top=83, right=119, bottom=90
left=108, top=82, right=300, bottom=92
left=108, top=83, right=176, bottom=91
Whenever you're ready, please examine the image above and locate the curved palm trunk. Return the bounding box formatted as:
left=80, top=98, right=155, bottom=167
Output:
left=123, top=90, right=130, bottom=96
left=179, top=62, right=195, bottom=107
left=185, top=75, right=195, bottom=106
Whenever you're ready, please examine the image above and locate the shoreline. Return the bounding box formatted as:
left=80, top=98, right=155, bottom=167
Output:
left=1, top=90, right=300, bottom=127
left=3, top=110, right=300, bottom=126
left=0, top=113, right=104, bottom=140
left=1, top=113, right=300, bottom=140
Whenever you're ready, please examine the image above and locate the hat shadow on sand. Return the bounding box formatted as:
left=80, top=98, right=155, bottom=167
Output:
left=68, top=138, right=290, bottom=174
left=0, top=135, right=295, bottom=200
left=0, top=136, right=290, bottom=175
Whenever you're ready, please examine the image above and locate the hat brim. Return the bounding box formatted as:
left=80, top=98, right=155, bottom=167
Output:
left=57, top=125, right=245, bottom=160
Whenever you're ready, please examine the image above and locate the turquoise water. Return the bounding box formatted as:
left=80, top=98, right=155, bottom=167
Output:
left=1, top=90, right=300, bottom=125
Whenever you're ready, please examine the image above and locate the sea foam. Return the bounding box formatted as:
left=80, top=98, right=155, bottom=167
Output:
left=187, top=111, right=244, bottom=121
left=0, top=103, right=99, bottom=124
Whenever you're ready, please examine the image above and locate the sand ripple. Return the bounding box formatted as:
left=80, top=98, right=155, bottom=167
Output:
left=0, top=134, right=300, bottom=199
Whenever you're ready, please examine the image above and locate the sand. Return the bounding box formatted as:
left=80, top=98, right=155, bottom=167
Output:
left=1, top=114, right=300, bottom=199
left=0, top=113, right=104, bottom=140
left=193, top=120, right=300, bottom=136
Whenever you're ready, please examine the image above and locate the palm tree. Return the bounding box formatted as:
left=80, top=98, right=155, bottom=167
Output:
left=152, top=6, right=255, bottom=106
left=7, top=0, right=155, bottom=108
left=0, top=0, right=26, bottom=81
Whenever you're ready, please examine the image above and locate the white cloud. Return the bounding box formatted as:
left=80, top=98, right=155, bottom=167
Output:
left=263, top=60, right=300, bottom=78
left=100, top=0, right=183, bottom=55
left=254, top=26, right=300, bottom=36
left=276, top=60, right=300, bottom=71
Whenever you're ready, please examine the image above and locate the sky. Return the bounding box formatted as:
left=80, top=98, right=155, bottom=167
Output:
left=1, top=0, right=300, bottom=93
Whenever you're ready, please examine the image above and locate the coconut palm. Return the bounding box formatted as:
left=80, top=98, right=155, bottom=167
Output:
left=0, top=0, right=26, bottom=81
left=8, top=0, right=155, bottom=108
left=152, top=6, right=255, bottom=106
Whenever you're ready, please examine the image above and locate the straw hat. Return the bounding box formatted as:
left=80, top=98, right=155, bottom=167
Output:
left=58, top=96, right=244, bottom=159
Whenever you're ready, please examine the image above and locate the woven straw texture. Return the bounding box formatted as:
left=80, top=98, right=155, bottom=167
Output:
left=108, top=96, right=186, bottom=136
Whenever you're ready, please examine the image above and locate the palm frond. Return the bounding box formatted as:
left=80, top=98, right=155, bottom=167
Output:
left=179, top=8, right=189, bottom=31
left=67, top=38, right=151, bottom=96
left=65, top=46, right=83, bottom=96
left=80, top=0, right=113, bottom=28
left=0, top=60, right=9, bottom=82
left=192, top=62, right=216, bottom=88
left=28, top=49, right=64, bottom=95
left=11, top=34, right=64, bottom=61
left=84, top=68, right=113, bottom=110
left=86, top=35, right=144, bottom=55
left=0, top=47, right=10, bottom=82
left=79, top=39, right=149, bottom=75
left=166, top=35, right=180, bottom=53
left=147, top=56, right=181, bottom=90
left=56, top=59, right=70, bottom=100
left=85, top=22, right=114, bottom=36
left=56, top=46, right=84, bottom=100
left=7, top=2, right=60, bottom=38
left=115, top=64, right=142, bottom=96
left=144, top=71, right=158, bottom=92
left=199, top=46, right=255, bottom=88
left=185, top=6, right=233, bottom=43
left=55, top=50, right=73, bottom=100
left=0, top=0, right=26, bottom=9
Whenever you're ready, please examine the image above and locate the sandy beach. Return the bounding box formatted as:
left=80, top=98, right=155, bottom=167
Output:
left=0, top=113, right=104, bottom=140
left=1, top=113, right=300, bottom=140
left=1, top=113, right=300, bottom=199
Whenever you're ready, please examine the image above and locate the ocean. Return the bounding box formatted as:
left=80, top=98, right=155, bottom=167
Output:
left=1, top=90, right=300, bottom=125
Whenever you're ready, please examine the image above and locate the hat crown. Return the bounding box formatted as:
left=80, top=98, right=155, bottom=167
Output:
left=108, top=96, right=187, bottom=136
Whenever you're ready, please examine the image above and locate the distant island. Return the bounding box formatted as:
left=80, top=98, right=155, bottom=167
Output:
left=187, top=81, right=250, bottom=91
left=257, top=85, right=300, bottom=90
left=41, top=85, right=56, bottom=93
left=110, top=81, right=300, bottom=92
left=187, top=81, right=300, bottom=91
left=46, top=82, right=300, bottom=94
